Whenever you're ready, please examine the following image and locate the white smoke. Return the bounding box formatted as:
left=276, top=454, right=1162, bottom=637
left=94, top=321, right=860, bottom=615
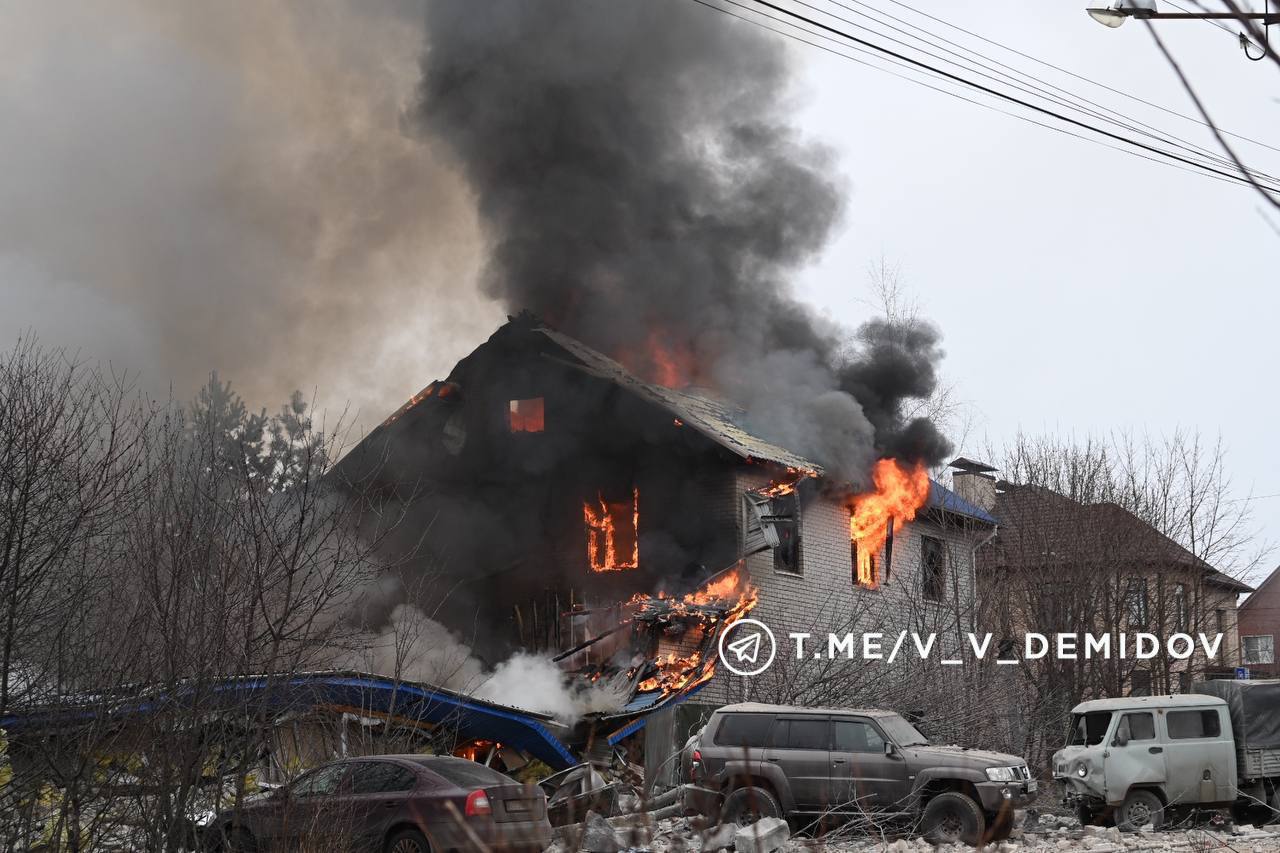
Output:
left=344, top=604, right=625, bottom=724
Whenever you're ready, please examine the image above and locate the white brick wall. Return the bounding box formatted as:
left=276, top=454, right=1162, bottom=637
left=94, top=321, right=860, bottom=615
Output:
left=697, top=470, right=988, bottom=706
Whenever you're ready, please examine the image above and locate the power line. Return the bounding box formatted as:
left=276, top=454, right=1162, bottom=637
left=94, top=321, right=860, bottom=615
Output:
left=873, top=0, right=1280, bottom=157
left=744, top=0, right=1280, bottom=194
left=1166, top=0, right=1240, bottom=36
left=811, top=0, right=1279, bottom=184
left=687, top=0, right=1271, bottom=191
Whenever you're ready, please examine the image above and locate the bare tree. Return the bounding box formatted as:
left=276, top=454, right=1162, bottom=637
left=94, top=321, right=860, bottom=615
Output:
left=973, top=430, right=1267, bottom=769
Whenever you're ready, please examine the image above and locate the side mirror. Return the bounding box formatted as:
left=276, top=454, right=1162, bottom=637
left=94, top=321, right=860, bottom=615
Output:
left=884, top=742, right=897, bottom=758
left=1113, top=732, right=1129, bottom=748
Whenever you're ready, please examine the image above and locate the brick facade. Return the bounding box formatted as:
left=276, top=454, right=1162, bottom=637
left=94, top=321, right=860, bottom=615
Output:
left=1238, top=566, right=1280, bottom=678
left=695, top=467, right=990, bottom=707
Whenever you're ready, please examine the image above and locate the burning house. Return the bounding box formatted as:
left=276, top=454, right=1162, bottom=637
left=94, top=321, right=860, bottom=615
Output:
left=333, top=313, right=998, bottom=777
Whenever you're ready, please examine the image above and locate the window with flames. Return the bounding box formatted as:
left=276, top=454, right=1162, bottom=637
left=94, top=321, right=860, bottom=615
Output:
left=583, top=488, right=639, bottom=572
left=508, top=397, right=544, bottom=433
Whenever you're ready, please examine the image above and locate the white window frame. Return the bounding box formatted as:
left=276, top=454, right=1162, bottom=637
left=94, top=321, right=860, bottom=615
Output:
left=1242, top=634, right=1275, bottom=666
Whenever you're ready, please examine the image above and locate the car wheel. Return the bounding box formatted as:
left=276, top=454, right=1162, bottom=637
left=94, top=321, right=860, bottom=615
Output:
left=385, top=827, right=431, bottom=853
left=1115, top=789, right=1164, bottom=832
left=721, top=785, right=782, bottom=825
left=921, top=792, right=985, bottom=846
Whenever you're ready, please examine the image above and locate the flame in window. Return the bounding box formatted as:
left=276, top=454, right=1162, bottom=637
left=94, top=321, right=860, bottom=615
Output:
left=849, top=459, right=930, bottom=589
left=508, top=397, right=544, bottom=432
left=584, top=488, right=639, bottom=572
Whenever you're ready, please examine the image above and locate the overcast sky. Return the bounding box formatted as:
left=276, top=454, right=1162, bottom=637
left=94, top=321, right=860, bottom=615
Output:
left=1, top=1, right=1276, bottom=581
left=782, top=1, right=1280, bottom=580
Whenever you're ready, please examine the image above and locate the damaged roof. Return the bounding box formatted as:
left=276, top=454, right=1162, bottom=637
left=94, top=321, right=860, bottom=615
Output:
left=536, top=325, right=818, bottom=471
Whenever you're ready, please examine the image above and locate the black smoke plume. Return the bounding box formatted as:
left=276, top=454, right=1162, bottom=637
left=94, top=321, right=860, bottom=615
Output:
left=415, top=0, right=950, bottom=481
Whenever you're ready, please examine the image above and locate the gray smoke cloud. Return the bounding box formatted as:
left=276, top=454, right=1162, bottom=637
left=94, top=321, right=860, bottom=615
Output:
left=414, top=0, right=951, bottom=478
left=344, top=603, right=626, bottom=723
left=0, top=0, right=950, bottom=477
left=0, top=0, right=499, bottom=423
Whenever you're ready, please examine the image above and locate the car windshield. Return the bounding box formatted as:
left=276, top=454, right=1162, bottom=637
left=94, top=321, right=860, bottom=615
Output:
left=877, top=713, right=929, bottom=746
left=1068, top=712, right=1113, bottom=746
left=417, top=757, right=511, bottom=788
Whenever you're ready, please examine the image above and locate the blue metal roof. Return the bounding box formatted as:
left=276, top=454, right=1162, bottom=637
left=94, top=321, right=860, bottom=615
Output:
left=606, top=681, right=708, bottom=746
left=0, top=671, right=580, bottom=770
left=927, top=480, right=998, bottom=525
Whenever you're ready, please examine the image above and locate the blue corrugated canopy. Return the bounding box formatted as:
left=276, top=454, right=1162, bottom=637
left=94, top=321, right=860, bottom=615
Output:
left=0, top=671, right=579, bottom=770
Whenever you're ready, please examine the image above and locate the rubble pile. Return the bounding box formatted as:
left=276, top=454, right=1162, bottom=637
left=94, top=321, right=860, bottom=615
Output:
left=550, top=812, right=1280, bottom=853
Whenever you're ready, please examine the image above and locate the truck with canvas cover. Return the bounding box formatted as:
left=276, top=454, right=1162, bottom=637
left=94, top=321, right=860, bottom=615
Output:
left=1051, top=681, right=1280, bottom=831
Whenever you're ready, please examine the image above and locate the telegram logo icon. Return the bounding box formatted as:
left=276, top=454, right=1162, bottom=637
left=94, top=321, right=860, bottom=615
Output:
left=717, top=618, right=776, bottom=677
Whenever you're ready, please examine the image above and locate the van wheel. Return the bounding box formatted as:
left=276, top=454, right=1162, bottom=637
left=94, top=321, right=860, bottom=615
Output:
left=1116, top=789, right=1164, bottom=832
left=721, top=785, right=782, bottom=825
left=921, top=792, right=985, bottom=846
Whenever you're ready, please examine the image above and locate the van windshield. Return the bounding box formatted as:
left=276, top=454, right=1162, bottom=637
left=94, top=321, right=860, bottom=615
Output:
left=878, top=714, right=929, bottom=746
left=1068, top=712, right=1113, bottom=746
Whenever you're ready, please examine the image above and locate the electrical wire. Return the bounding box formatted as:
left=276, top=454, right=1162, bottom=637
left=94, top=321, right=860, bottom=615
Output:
left=744, top=0, right=1280, bottom=195
left=1166, top=0, right=1240, bottom=36
left=872, top=0, right=1280, bottom=157
left=687, top=0, right=1269, bottom=191
left=810, top=0, right=1279, bottom=183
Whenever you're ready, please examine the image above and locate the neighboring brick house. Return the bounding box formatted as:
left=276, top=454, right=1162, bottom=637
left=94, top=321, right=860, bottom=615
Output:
left=1238, top=565, right=1280, bottom=678
left=966, top=466, right=1253, bottom=698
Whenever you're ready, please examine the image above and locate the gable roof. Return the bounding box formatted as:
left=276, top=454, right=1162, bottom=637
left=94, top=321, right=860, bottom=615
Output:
left=370, top=318, right=997, bottom=526
left=990, top=483, right=1251, bottom=592
left=1240, top=565, right=1280, bottom=611
left=535, top=325, right=818, bottom=471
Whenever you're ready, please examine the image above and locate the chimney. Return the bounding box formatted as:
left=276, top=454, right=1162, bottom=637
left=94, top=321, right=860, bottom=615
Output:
left=949, top=457, right=998, bottom=512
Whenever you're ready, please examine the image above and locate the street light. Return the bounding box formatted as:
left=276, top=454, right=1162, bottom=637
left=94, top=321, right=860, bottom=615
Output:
left=1085, top=0, right=1277, bottom=57
left=1085, top=0, right=1156, bottom=28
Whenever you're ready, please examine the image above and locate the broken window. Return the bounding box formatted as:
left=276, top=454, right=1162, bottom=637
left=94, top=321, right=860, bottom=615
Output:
left=583, top=488, right=639, bottom=572
left=771, top=492, right=801, bottom=575
left=1124, top=578, right=1149, bottom=629
left=852, top=540, right=879, bottom=589
left=508, top=397, right=544, bottom=433
left=921, top=535, right=946, bottom=601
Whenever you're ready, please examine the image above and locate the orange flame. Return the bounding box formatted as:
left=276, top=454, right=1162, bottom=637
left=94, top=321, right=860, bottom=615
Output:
left=849, top=459, right=930, bottom=588
left=627, top=565, right=759, bottom=696
left=584, top=488, right=640, bottom=571
left=617, top=331, right=694, bottom=388
left=756, top=466, right=818, bottom=497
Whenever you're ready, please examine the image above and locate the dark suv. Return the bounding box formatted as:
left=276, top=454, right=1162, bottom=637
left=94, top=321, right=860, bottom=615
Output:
left=684, top=703, right=1037, bottom=845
